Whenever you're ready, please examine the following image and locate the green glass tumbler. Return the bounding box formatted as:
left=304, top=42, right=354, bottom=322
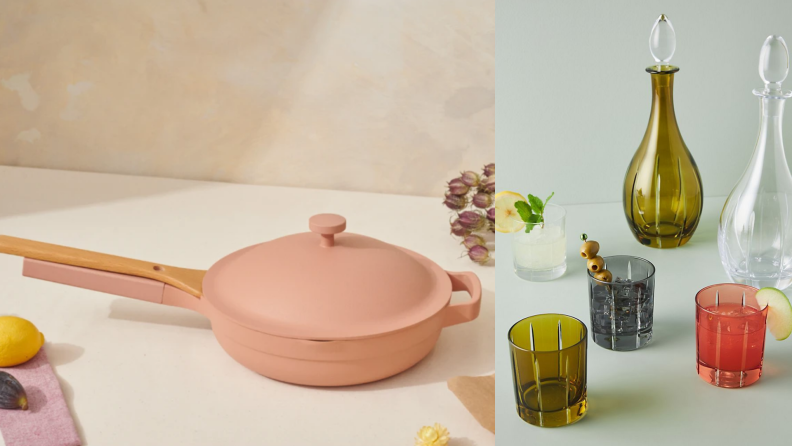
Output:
left=508, top=314, right=588, bottom=427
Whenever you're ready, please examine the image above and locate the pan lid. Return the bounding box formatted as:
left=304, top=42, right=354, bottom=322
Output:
left=202, top=214, right=452, bottom=340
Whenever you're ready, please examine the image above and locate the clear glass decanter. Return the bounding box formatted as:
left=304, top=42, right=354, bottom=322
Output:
left=719, top=35, right=792, bottom=290
left=623, top=15, right=703, bottom=249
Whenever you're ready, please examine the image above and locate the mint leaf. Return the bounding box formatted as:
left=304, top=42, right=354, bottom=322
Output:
left=514, top=200, right=533, bottom=222
left=544, top=192, right=555, bottom=207
left=519, top=191, right=556, bottom=233
left=524, top=214, right=543, bottom=233
left=527, top=194, right=544, bottom=214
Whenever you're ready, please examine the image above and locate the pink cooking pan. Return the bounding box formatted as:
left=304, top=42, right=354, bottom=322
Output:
left=0, top=214, right=481, bottom=386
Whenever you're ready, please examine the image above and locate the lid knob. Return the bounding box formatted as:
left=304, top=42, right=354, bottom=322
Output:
left=309, top=214, right=347, bottom=247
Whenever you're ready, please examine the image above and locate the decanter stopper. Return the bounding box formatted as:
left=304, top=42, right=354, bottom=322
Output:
left=757, top=35, right=789, bottom=95
left=649, top=14, right=675, bottom=67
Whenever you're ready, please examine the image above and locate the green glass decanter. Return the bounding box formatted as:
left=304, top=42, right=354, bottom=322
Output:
left=623, top=15, right=703, bottom=249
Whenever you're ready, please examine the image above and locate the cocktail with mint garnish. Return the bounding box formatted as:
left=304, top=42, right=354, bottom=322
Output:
left=494, top=191, right=566, bottom=281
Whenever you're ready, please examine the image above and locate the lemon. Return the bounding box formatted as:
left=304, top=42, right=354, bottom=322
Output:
left=0, top=316, right=45, bottom=367
left=494, top=191, right=527, bottom=233
left=756, top=288, right=792, bottom=341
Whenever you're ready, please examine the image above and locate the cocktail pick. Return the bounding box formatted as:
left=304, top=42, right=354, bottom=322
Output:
left=580, top=234, right=611, bottom=282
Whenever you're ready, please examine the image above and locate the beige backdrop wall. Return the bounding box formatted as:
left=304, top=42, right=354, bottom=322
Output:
left=0, top=0, right=493, bottom=197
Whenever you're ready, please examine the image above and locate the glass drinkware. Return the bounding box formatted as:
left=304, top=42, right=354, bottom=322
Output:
left=623, top=15, right=703, bottom=248
left=719, top=36, right=792, bottom=290
left=695, top=284, right=768, bottom=388
left=508, top=314, right=587, bottom=428
left=587, top=256, right=655, bottom=351
left=512, top=204, right=567, bottom=281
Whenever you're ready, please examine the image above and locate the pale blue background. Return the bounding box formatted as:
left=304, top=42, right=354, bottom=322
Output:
left=496, top=1, right=792, bottom=444
left=497, top=0, right=792, bottom=205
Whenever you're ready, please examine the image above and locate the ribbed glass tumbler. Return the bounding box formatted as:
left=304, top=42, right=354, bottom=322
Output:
left=508, top=314, right=587, bottom=428
left=695, top=284, right=768, bottom=388
left=587, top=256, right=655, bottom=351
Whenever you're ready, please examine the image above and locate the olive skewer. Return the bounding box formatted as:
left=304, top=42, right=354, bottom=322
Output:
left=580, top=234, right=612, bottom=282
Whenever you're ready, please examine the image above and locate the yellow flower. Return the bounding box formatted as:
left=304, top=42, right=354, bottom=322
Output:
left=415, top=423, right=450, bottom=446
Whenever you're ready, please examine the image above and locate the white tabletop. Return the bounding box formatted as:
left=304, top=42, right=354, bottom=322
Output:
left=496, top=198, right=792, bottom=445
left=0, top=166, right=494, bottom=446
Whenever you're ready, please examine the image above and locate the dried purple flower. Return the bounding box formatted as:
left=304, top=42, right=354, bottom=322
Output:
left=450, top=218, right=469, bottom=237
left=462, top=234, right=486, bottom=249
left=468, top=245, right=490, bottom=265
left=472, top=192, right=493, bottom=209
left=447, top=178, right=470, bottom=196
left=443, top=194, right=468, bottom=211
left=480, top=175, right=495, bottom=194
left=460, top=171, right=481, bottom=187
left=458, top=210, right=487, bottom=231
left=442, top=165, right=496, bottom=264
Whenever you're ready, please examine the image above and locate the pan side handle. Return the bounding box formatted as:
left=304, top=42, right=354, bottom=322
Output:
left=442, top=271, right=482, bottom=328
left=0, top=235, right=205, bottom=298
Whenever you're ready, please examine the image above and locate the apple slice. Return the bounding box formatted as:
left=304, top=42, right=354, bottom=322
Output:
left=756, top=287, right=792, bottom=341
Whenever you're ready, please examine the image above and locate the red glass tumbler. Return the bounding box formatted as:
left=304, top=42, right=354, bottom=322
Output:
left=695, top=284, right=768, bottom=388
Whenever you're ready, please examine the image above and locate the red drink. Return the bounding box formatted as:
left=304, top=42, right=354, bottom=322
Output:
left=695, top=285, right=768, bottom=388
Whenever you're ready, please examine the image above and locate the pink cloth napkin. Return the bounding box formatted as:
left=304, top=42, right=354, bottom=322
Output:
left=0, top=349, right=81, bottom=446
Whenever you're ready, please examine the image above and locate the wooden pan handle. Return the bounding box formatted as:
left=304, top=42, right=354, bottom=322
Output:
left=0, top=235, right=205, bottom=297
